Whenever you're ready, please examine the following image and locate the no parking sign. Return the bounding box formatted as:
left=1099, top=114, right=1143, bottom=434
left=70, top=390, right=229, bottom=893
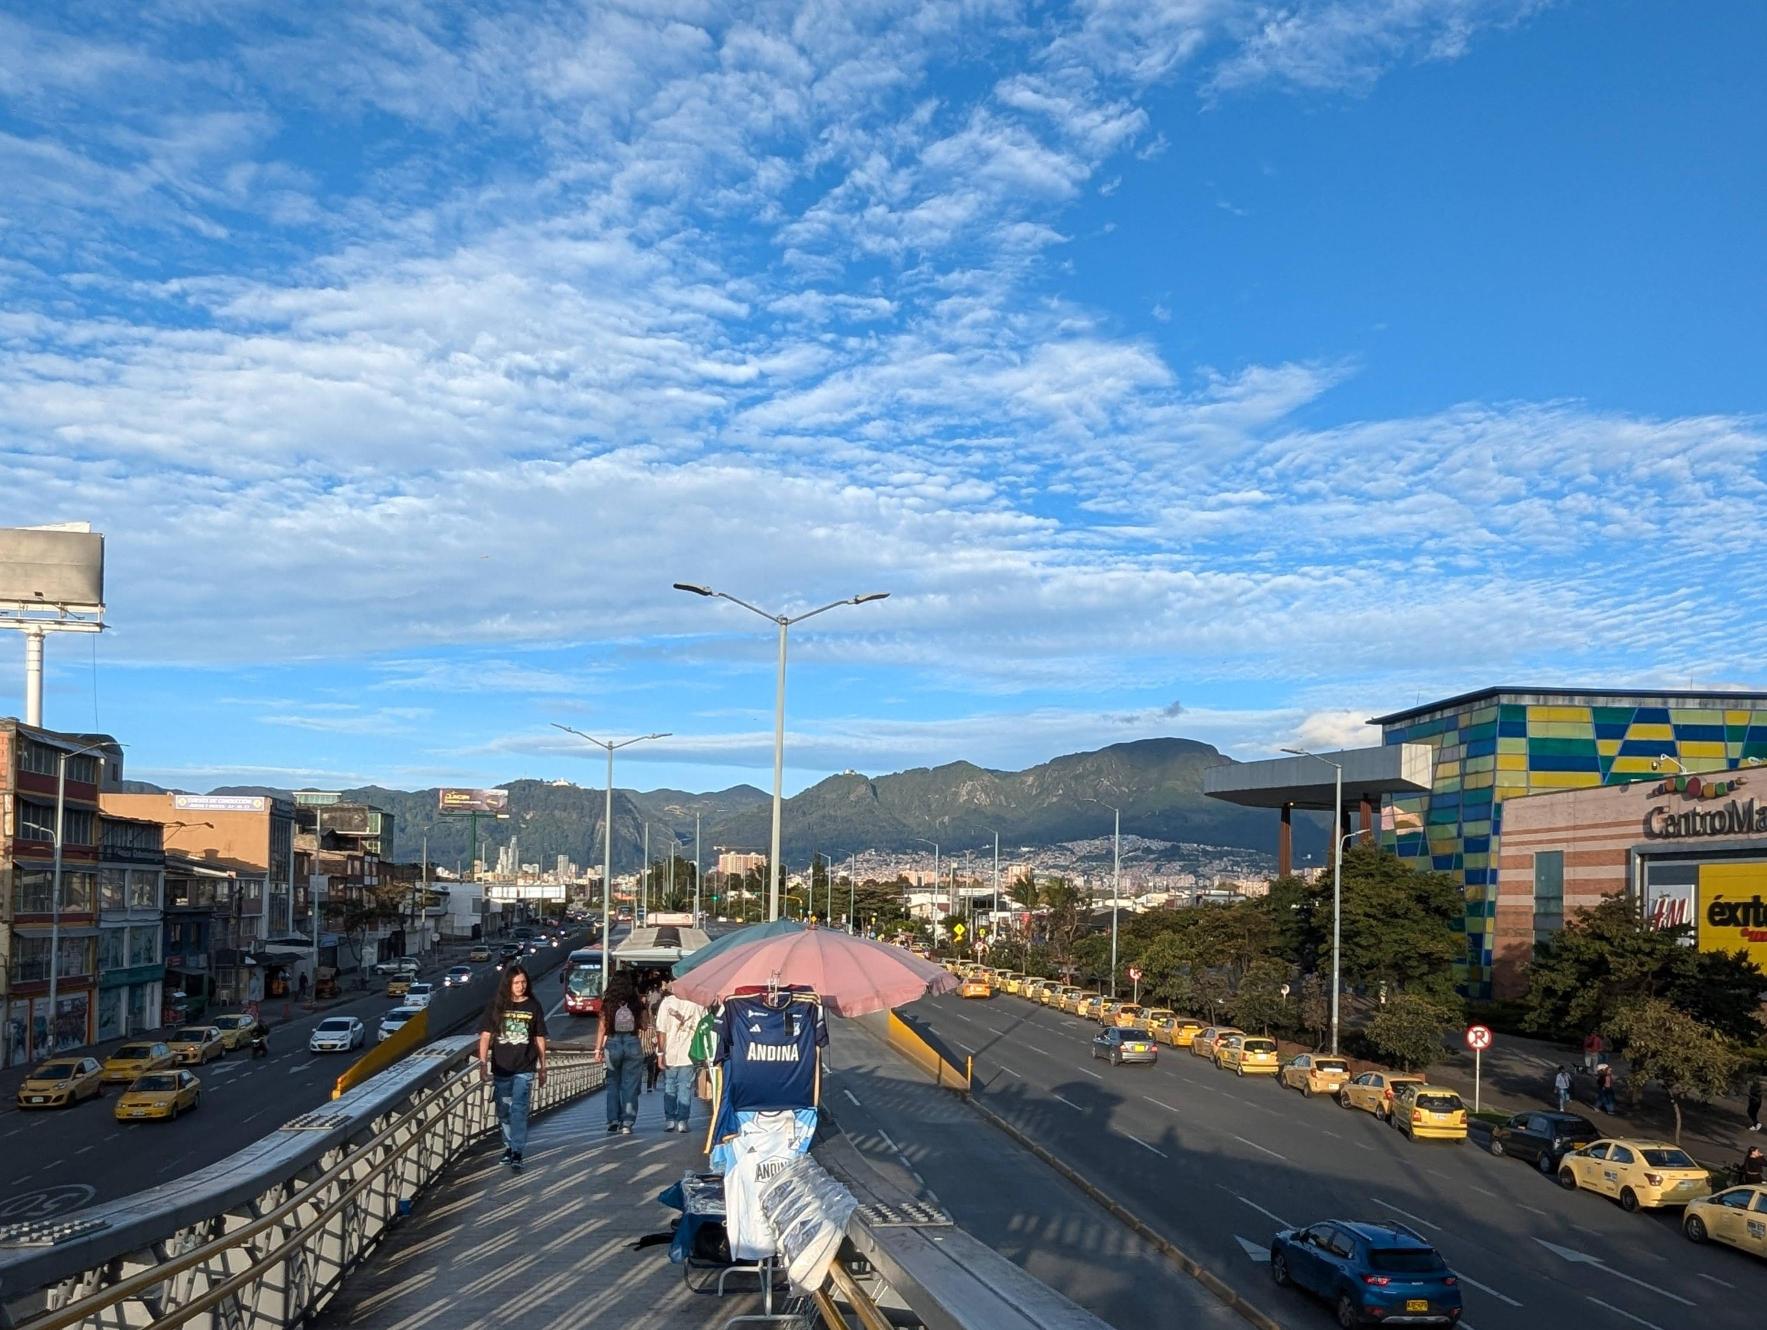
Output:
left=1465, top=1024, right=1493, bottom=1112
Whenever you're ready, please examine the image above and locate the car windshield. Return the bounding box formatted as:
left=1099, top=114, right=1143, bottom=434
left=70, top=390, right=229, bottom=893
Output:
left=1369, top=1249, right=1447, bottom=1274
left=1244, top=1039, right=1276, bottom=1052
left=1416, top=1093, right=1463, bottom=1111
left=318, top=1019, right=353, bottom=1032
left=409, top=984, right=432, bottom=992
left=133, top=1074, right=179, bottom=1092
left=384, top=1011, right=413, bottom=1022
left=1640, top=1147, right=1697, bottom=1168
left=34, top=1063, right=79, bottom=1079
left=176, top=1028, right=211, bottom=1041
left=568, top=970, right=604, bottom=996
left=114, top=1045, right=156, bottom=1059
left=450, top=966, right=471, bottom=974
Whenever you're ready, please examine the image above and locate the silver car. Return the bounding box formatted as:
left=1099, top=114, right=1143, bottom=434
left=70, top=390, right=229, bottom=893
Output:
left=1091, top=1026, right=1158, bottom=1066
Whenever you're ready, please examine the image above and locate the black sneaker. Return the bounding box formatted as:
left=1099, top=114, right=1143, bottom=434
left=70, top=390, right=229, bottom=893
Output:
left=607, top=1123, right=621, bottom=1135
left=500, top=1148, right=513, bottom=1164
left=510, top=1153, right=523, bottom=1174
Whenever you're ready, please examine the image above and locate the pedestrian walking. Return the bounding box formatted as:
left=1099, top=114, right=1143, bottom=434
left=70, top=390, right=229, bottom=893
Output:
left=477, top=965, right=548, bottom=1175
left=1553, top=1065, right=1573, bottom=1112
left=654, top=982, right=707, bottom=1134
left=594, top=972, right=648, bottom=1135
left=1595, top=1063, right=1616, bottom=1115
left=1582, top=1031, right=1605, bottom=1074
left=1747, top=1076, right=1762, bottom=1132
left=1741, top=1145, right=1765, bottom=1186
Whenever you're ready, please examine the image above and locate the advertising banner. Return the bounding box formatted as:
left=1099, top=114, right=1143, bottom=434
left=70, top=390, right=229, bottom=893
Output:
left=1697, top=862, right=1767, bottom=969
left=1644, top=880, right=1696, bottom=934
left=438, top=788, right=509, bottom=815
left=0, top=526, right=104, bottom=611
left=174, top=794, right=267, bottom=813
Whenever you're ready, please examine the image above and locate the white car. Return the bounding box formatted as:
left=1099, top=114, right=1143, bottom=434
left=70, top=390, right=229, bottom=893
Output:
left=377, top=1007, right=423, bottom=1042
left=444, top=965, right=474, bottom=988
left=403, top=982, right=436, bottom=1010
left=371, top=957, right=419, bottom=977
left=308, top=1017, right=365, bottom=1053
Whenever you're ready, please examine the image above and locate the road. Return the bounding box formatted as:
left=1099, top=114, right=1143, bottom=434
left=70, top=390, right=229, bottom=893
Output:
left=0, top=933, right=590, bottom=1222
left=904, top=992, right=1766, bottom=1330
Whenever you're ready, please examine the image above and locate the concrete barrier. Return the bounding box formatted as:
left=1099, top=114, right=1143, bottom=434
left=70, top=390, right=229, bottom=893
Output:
left=332, top=1007, right=430, bottom=1098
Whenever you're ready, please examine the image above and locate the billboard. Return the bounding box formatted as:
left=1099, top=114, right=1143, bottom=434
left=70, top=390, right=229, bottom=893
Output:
left=0, top=526, right=105, bottom=612
left=1644, top=879, right=1696, bottom=934
left=174, top=794, right=268, bottom=813
left=485, top=885, right=558, bottom=900
left=1697, top=862, right=1767, bottom=970
left=438, top=788, right=509, bottom=815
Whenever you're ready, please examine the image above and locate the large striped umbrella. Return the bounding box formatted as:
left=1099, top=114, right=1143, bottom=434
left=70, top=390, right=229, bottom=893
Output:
left=670, top=925, right=958, bottom=1016
left=671, top=917, right=805, bottom=977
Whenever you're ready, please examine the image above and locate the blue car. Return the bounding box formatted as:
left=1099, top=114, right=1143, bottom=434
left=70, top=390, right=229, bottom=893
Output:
left=1269, top=1220, right=1462, bottom=1327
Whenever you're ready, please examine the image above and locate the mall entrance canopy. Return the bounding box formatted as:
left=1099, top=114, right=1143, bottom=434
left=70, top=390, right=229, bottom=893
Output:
left=1203, top=743, right=1434, bottom=875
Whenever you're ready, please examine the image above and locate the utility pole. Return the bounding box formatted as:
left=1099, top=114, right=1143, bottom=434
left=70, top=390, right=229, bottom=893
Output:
left=694, top=812, right=702, bottom=924
left=642, top=821, right=650, bottom=925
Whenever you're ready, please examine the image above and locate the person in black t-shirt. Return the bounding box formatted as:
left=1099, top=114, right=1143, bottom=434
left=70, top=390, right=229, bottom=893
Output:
left=477, top=966, right=548, bottom=1173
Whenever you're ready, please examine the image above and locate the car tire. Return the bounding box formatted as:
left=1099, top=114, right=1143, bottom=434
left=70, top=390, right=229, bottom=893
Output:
left=1336, top=1291, right=1361, bottom=1328
left=1537, top=1150, right=1556, bottom=1176
left=1684, top=1213, right=1708, bottom=1243
left=1111, top=1051, right=1121, bottom=1067
left=1619, top=1186, right=1640, bottom=1213
left=1558, top=1167, right=1578, bottom=1191
left=171, top=1103, right=180, bottom=1121
left=193, top=1093, right=201, bottom=1110
left=1271, top=1251, right=1292, bottom=1287
left=1489, top=1137, right=1505, bottom=1157
left=1338, top=1091, right=1354, bottom=1110
left=1236, top=1065, right=1244, bottom=1078
left=1302, top=1083, right=1312, bottom=1098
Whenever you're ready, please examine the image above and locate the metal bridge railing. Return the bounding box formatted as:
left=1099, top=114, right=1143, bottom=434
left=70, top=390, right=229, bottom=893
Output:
left=0, top=1037, right=604, bottom=1330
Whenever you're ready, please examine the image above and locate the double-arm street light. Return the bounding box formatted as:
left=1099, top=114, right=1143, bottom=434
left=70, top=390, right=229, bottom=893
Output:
left=551, top=724, right=670, bottom=979
left=672, top=583, right=889, bottom=921
left=1083, top=798, right=1122, bottom=999
left=1283, top=747, right=1344, bottom=1055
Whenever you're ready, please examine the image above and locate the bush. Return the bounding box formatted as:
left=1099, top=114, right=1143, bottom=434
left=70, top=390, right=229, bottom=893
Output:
left=1364, top=994, right=1458, bottom=1072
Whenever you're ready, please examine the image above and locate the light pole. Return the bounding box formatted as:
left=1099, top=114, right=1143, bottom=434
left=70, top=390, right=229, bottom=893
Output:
left=848, top=852, right=857, bottom=934
left=550, top=724, right=670, bottom=981
left=1084, top=799, right=1121, bottom=999
left=914, top=838, right=939, bottom=939
left=694, top=813, right=702, bottom=924
left=48, top=738, right=114, bottom=1058
left=673, top=582, right=889, bottom=920
left=1284, top=747, right=1344, bottom=1056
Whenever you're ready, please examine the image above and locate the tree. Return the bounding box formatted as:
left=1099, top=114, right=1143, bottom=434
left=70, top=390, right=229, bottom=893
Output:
left=1232, top=957, right=1292, bottom=1036
left=1297, top=972, right=1329, bottom=1050
left=1363, top=993, right=1457, bottom=1071
left=1605, top=997, right=1744, bottom=1144
left=1041, top=878, right=1092, bottom=972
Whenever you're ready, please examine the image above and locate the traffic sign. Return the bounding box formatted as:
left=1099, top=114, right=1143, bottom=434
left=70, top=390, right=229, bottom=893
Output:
left=1464, top=1024, right=1493, bottom=1050
left=952, top=923, right=965, bottom=939
left=1127, top=966, right=1142, bottom=982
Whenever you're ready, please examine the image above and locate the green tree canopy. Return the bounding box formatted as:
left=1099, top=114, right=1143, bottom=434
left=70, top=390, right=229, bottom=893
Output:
left=1363, top=993, right=1458, bottom=1071
left=1606, top=997, right=1745, bottom=1144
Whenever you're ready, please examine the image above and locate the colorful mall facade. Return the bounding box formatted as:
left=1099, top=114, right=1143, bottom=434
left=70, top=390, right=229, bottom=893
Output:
left=1373, top=688, right=1767, bottom=999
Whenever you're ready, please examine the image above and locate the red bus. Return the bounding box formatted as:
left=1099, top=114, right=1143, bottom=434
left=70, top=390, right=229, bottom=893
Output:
left=561, top=949, right=604, bottom=1017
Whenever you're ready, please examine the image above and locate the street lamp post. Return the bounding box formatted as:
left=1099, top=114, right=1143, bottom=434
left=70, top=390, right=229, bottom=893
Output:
left=550, top=724, right=670, bottom=981
left=914, top=838, right=939, bottom=940
left=848, top=852, right=857, bottom=934
left=48, top=739, right=114, bottom=1058
left=673, top=582, right=888, bottom=920
left=1084, top=799, right=1121, bottom=999
left=1284, top=748, right=1344, bottom=1056
left=694, top=813, right=702, bottom=924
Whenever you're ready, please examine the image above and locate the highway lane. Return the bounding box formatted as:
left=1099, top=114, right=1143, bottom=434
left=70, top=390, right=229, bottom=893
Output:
left=0, top=933, right=589, bottom=1221
left=907, top=993, right=1766, bottom=1330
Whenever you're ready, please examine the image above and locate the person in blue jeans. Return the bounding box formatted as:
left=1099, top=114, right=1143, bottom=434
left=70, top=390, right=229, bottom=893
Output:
left=477, top=966, right=549, bottom=1174
left=653, top=982, right=707, bottom=1133
left=594, top=973, right=648, bottom=1134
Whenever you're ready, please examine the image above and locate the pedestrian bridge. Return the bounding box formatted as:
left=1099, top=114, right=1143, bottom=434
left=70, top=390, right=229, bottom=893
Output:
left=0, top=1038, right=1109, bottom=1330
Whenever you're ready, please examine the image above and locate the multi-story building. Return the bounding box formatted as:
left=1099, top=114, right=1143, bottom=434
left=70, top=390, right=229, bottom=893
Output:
left=716, top=850, right=767, bottom=877
left=94, top=812, right=164, bottom=1042
left=1, top=720, right=125, bottom=1065
left=162, top=852, right=231, bottom=1013
left=100, top=792, right=296, bottom=1005
left=292, top=797, right=396, bottom=978
left=1375, top=687, right=1767, bottom=997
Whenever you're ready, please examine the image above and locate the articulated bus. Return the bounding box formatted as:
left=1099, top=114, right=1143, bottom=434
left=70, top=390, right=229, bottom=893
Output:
left=560, top=948, right=605, bottom=1017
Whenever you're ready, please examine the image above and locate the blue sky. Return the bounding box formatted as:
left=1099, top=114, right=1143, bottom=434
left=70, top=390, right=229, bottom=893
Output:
left=4, top=1, right=1764, bottom=797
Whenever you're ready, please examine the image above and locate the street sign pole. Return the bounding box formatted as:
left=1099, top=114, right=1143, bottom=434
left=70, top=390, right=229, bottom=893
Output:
left=1464, top=1024, right=1494, bottom=1114
left=1475, top=1046, right=1481, bottom=1114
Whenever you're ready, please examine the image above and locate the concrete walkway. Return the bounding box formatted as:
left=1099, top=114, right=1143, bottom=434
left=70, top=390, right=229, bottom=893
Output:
left=318, top=1083, right=741, bottom=1330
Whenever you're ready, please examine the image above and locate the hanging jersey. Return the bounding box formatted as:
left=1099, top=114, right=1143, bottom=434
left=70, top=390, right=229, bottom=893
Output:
left=717, top=996, right=827, bottom=1112
left=722, top=1117, right=813, bottom=1261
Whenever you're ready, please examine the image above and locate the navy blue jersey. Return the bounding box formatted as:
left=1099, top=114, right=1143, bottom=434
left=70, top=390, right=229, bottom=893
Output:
left=717, top=995, right=827, bottom=1111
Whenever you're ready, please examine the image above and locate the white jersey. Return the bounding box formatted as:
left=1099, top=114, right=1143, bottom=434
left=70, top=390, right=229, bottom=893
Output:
left=722, top=1112, right=816, bottom=1261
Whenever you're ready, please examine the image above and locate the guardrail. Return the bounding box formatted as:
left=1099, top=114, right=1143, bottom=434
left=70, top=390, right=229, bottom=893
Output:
left=0, top=1037, right=604, bottom=1330
left=884, top=1011, right=971, bottom=1092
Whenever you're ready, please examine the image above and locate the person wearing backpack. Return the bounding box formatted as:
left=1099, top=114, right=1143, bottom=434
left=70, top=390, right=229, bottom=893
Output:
left=654, top=982, right=707, bottom=1134
left=593, top=972, right=649, bottom=1134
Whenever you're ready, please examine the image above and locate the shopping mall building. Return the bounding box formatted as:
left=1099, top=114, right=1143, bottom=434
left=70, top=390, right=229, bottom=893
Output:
left=1208, top=687, right=1767, bottom=998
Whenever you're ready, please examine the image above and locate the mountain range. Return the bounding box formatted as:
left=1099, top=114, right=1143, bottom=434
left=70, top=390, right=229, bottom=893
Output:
left=119, top=738, right=1321, bottom=873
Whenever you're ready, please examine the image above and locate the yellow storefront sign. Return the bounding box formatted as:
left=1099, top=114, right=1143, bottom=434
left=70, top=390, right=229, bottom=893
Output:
left=1698, top=863, right=1767, bottom=969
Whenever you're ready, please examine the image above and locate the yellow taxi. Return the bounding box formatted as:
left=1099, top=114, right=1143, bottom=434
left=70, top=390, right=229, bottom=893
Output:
left=958, top=977, right=993, bottom=999
left=1137, top=1007, right=1177, bottom=1035
left=166, top=1025, right=227, bottom=1066
left=101, top=1040, right=176, bottom=1084
left=1161, top=1018, right=1204, bottom=1048
left=387, top=974, right=413, bottom=998
left=210, top=1013, right=259, bottom=1051
left=114, top=1069, right=202, bottom=1122
left=1683, top=1184, right=1767, bottom=1257
left=1113, top=1003, right=1146, bottom=1030
left=1557, top=1138, right=1712, bottom=1212
left=1339, top=1070, right=1427, bottom=1121
left=1098, top=998, right=1126, bottom=1021
left=1076, top=994, right=1106, bottom=1020
left=1390, top=1084, right=1468, bottom=1141
left=1216, top=1035, right=1281, bottom=1076
left=1024, top=979, right=1051, bottom=1003
left=1000, top=975, right=1023, bottom=996
left=1043, top=984, right=1072, bottom=1007
left=1278, top=1053, right=1352, bottom=1098
left=1057, top=986, right=1085, bottom=1011
left=469, top=945, right=492, bottom=962
left=16, top=1056, right=105, bottom=1109
left=1190, top=1026, right=1244, bottom=1059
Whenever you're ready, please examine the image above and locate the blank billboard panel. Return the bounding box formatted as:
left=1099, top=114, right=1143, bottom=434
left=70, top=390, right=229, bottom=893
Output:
left=0, top=527, right=105, bottom=611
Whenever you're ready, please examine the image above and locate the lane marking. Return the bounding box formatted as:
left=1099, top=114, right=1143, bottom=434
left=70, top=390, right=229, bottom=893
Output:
left=1453, top=1273, right=1521, bottom=1307
left=1124, top=1132, right=1166, bottom=1158
left=1227, top=1190, right=1292, bottom=1228
left=73, top=1145, right=95, bottom=1156
left=1470, top=1185, right=1499, bottom=1198
left=841, top=1089, right=861, bottom=1107
left=998, top=1065, right=1023, bottom=1078
left=1051, top=1093, right=1083, bottom=1111
left=1695, top=1272, right=1735, bottom=1290
left=1319, top=1129, right=1341, bottom=1139
left=1234, top=1235, right=1269, bottom=1262
left=1141, top=1095, right=1178, bottom=1112
left=1230, top=1134, right=1284, bottom=1162
left=1586, top=1296, right=1663, bottom=1330
left=1078, top=1068, right=1103, bottom=1081
left=1369, top=1197, right=1440, bottom=1231
left=1516, top=1203, right=1548, bottom=1216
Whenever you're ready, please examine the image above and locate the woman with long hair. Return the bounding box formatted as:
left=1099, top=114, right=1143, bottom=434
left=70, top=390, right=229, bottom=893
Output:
left=593, top=970, right=649, bottom=1134
left=477, top=964, right=548, bottom=1173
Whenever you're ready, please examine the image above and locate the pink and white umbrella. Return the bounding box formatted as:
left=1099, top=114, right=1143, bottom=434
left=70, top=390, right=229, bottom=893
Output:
left=670, top=927, right=958, bottom=1017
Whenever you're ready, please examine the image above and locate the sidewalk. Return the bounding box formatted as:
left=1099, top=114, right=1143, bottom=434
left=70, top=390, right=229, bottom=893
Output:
left=316, top=1077, right=738, bottom=1330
